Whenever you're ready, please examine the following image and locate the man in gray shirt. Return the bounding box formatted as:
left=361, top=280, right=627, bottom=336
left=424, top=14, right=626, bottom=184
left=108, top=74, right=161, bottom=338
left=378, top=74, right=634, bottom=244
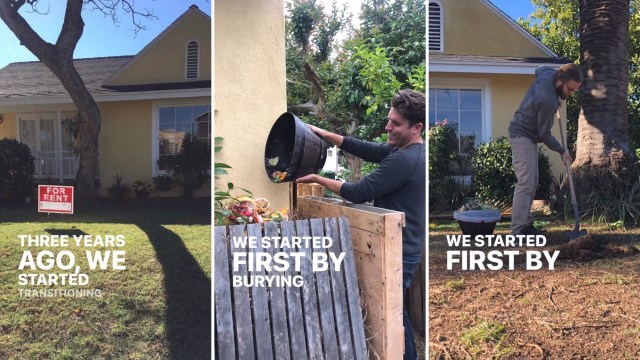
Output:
left=508, top=63, right=583, bottom=235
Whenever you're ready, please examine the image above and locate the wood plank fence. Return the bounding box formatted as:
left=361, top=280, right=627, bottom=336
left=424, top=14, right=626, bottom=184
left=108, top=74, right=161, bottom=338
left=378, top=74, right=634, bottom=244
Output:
left=296, top=196, right=405, bottom=359
left=214, top=217, right=368, bottom=360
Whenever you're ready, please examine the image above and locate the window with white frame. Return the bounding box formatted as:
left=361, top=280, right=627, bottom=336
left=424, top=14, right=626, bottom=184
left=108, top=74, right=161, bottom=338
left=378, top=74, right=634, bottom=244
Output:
left=18, top=111, right=82, bottom=180
left=429, top=1, right=443, bottom=52
left=429, top=87, right=484, bottom=175
left=156, top=104, right=211, bottom=173
left=186, top=40, right=199, bottom=79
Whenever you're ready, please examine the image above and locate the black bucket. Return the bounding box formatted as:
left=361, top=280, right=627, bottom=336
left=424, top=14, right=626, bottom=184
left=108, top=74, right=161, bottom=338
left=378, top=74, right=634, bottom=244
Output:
left=264, top=113, right=327, bottom=183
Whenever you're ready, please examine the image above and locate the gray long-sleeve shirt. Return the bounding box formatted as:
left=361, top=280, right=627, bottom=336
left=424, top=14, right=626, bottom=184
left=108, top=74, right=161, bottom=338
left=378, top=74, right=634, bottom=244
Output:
left=338, top=137, right=426, bottom=258
left=508, top=66, right=565, bottom=154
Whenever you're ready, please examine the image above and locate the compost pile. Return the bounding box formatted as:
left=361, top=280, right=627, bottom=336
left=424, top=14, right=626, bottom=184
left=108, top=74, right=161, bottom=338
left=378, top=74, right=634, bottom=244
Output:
left=222, top=196, right=289, bottom=225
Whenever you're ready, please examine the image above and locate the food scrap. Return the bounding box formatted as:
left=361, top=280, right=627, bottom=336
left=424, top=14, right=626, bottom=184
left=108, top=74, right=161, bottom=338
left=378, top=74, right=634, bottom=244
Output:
left=223, top=196, right=289, bottom=225
left=271, top=171, right=288, bottom=183
left=266, top=156, right=279, bottom=167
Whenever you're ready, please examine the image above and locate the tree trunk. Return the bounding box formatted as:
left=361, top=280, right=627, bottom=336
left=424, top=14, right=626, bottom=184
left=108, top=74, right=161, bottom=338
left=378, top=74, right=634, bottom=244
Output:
left=576, top=0, right=633, bottom=170
left=344, top=152, right=363, bottom=183
left=0, top=0, right=99, bottom=202
left=75, top=102, right=101, bottom=203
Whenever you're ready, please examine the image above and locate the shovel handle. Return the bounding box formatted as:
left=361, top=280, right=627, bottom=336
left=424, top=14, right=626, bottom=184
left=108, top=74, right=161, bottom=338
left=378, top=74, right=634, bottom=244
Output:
left=557, top=111, right=581, bottom=231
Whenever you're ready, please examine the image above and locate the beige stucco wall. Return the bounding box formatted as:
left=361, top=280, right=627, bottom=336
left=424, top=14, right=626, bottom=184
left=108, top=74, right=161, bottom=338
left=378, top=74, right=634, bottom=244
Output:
left=214, top=0, right=289, bottom=209
left=99, top=101, right=152, bottom=193
left=0, top=113, right=18, bottom=138
left=107, top=9, right=212, bottom=86
left=438, top=0, right=549, bottom=57
left=430, top=72, right=567, bottom=180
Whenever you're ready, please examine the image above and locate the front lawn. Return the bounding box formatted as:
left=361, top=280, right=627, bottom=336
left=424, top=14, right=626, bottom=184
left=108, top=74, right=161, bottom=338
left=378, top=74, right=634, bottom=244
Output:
left=0, top=198, right=211, bottom=360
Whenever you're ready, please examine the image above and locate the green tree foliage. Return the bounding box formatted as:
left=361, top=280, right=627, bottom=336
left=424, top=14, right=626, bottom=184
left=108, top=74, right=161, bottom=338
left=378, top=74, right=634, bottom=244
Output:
left=519, top=0, right=640, bottom=151
left=285, top=0, right=425, bottom=180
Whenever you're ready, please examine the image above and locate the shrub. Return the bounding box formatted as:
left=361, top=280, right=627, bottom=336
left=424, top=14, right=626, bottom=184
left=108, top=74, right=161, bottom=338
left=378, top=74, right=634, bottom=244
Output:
left=429, top=120, right=459, bottom=174
left=573, top=163, right=640, bottom=225
left=173, top=135, right=211, bottom=198
left=472, top=137, right=552, bottom=208
left=0, top=138, right=35, bottom=199
left=132, top=179, right=153, bottom=198
left=428, top=121, right=469, bottom=212
left=107, top=174, right=130, bottom=200
left=429, top=176, right=469, bottom=214
left=153, top=175, right=173, bottom=192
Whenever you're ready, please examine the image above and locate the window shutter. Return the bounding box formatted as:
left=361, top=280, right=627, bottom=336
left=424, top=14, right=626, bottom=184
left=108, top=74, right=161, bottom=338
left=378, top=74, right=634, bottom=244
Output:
left=186, top=41, right=199, bottom=79
left=429, top=2, right=442, bottom=52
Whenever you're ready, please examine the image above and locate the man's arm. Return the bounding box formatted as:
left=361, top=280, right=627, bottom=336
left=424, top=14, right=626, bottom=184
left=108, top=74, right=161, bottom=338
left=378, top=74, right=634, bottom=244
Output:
left=309, top=125, right=392, bottom=163
left=537, top=104, right=573, bottom=165
left=296, top=150, right=415, bottom=204
left=295, top=174, right=343, bottom=194
left=308, top=125, right=343, bottom=147
left=537, top=102, right=565, bottom=155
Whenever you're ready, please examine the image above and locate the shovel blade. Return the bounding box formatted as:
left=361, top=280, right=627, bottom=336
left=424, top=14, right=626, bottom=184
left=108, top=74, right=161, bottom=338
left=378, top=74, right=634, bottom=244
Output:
left=567, top=229, right=589, bottom=241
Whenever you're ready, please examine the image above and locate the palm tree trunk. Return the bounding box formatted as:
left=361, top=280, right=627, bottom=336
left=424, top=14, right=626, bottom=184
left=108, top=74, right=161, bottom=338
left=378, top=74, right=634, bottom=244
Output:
left=576, top=0, right=633, bottom=169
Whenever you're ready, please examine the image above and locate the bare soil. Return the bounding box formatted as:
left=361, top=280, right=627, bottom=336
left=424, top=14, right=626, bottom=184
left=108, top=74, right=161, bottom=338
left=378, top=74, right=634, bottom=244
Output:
left=429, top=221, right=640, bottom=359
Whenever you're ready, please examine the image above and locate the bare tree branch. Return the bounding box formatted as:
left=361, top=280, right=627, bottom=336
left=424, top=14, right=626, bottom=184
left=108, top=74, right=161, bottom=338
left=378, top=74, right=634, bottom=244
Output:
left=302, top=61, right=325, bottom=115
left=85, top=0, right=157, bottom=35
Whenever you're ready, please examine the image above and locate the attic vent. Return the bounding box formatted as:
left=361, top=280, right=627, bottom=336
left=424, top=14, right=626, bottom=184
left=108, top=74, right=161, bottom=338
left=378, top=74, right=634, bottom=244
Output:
left=186, top=40, right=199, bottom=79
left=429, top=1, right=443, bottom=52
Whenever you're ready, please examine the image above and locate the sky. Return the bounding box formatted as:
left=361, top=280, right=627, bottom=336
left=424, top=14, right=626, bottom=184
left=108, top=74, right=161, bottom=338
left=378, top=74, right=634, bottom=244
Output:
left=0, top=1, right=211, bottom=69
left=0, top=1, right=534, bottom=70
left=488, top=0, right=536, bottom=22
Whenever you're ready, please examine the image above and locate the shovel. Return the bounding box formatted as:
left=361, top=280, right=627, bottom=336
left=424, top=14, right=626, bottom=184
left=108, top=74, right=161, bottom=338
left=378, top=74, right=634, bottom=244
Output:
left=556, top=111, right=589, bottom=240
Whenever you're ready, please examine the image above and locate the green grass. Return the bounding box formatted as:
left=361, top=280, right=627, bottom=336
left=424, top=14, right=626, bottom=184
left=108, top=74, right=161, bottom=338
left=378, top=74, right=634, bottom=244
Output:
left=0, top=198, right=211, bottom=360
left=460, top=320, right=507, bottom=351
left=460, top=321, right=513, bottom=359
left=445, top=278, right=465, bottom=290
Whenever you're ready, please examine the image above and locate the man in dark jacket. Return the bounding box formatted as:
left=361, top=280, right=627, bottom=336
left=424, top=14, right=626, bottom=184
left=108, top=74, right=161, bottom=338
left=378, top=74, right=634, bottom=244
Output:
left=508, top=63, right=582, bottom=235
left=296, top=89, right=425, bottom=360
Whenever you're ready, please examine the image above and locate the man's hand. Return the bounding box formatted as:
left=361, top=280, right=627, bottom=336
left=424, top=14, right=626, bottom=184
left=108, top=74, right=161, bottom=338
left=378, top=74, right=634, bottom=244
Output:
left=307, top=125, right=327, bottom=138
left=295, top=174, right=344, bottom=196
left=306, top=124, right=344, bottom=147
left=561, top=151, right=572, bottom=165
left=295, top=174, right=320, bottom=184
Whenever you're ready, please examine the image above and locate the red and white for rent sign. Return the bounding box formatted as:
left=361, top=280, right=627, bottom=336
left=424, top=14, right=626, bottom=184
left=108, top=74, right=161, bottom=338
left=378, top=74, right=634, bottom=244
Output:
left=38, top=185, right=74, bottom=214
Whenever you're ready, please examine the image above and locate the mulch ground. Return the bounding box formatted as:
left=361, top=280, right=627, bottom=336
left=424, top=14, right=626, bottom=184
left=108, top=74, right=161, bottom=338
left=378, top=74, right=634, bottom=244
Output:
left=429, top=222, right=640, bottom=359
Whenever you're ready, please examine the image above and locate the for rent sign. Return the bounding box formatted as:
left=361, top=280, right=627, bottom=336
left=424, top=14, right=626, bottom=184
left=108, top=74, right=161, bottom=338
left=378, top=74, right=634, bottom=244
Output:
left=38, top=185, right=74, bottom=214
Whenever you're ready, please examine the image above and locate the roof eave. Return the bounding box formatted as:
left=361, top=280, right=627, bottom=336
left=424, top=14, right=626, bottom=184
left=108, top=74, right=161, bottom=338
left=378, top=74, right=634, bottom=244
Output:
left=429, top=60, right=568, bottom=74
left=0, top=88, right=211, bottom=107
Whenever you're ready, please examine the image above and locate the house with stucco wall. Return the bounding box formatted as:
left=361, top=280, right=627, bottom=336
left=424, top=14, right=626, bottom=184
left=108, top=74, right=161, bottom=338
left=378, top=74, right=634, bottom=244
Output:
left=429, top=0, right=570, bottom=181
left=0, top=5, right=211, bottom=198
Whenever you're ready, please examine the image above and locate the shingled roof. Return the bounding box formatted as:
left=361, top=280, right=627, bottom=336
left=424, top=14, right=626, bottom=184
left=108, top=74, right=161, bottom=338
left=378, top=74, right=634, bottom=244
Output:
left=0, top=56, right=210, bottom=99
left=430, top=54, right=572, bottom=74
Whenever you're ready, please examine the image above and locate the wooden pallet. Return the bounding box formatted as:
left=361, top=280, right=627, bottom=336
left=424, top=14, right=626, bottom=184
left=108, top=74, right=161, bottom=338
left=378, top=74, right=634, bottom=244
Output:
left=214, top=218, right=368, bottom=360
left=296, top=196, right=405, bottom=360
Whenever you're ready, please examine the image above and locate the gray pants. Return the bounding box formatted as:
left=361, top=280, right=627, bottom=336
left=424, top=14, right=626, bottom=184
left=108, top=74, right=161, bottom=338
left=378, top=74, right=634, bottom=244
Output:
left=509, top=136, right=538, bottom=234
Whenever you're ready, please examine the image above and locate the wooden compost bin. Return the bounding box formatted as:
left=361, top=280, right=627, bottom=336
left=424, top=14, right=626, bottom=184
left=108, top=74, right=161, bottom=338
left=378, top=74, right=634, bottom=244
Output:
left=296, top=189, right=405, bottom=360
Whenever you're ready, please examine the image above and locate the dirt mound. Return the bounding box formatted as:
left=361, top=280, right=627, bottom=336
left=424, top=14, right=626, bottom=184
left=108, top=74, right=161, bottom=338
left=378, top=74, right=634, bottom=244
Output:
left=553, top=234, right=639, bottom=262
